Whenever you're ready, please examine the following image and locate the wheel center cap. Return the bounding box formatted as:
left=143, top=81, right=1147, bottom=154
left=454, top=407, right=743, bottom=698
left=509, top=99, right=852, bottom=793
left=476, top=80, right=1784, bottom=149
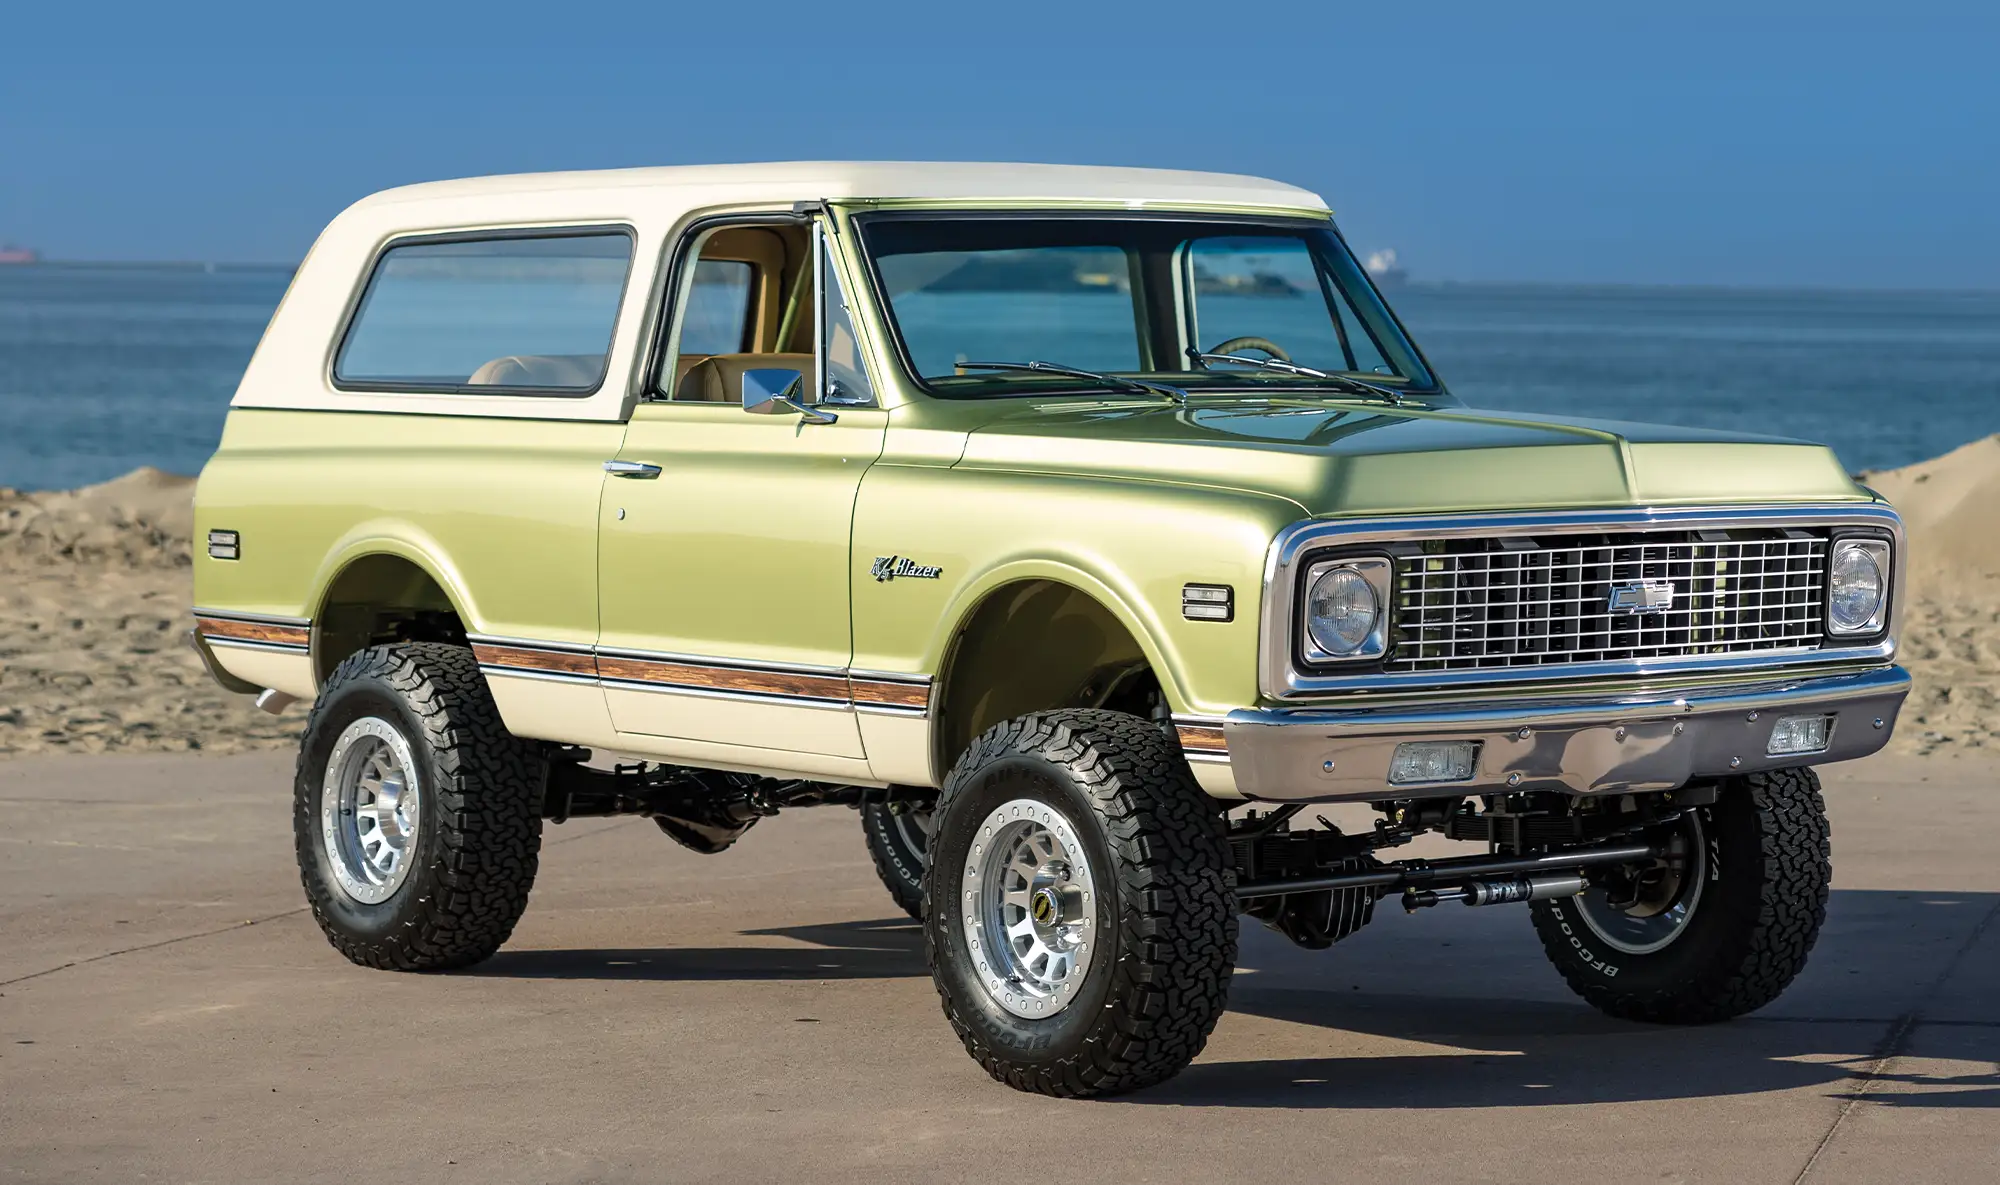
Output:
left=1030, top=886, right=1062, bottom=926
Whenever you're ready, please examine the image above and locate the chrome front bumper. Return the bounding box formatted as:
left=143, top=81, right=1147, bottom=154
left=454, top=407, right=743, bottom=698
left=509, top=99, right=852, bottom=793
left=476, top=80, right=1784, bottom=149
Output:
left=1221, top=666, right=1910, bottom=803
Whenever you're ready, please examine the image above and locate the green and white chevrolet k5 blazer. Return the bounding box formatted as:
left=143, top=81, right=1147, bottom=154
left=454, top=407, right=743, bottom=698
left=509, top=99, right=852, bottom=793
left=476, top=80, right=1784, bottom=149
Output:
left=191, top=162, right=1910, bottom=1096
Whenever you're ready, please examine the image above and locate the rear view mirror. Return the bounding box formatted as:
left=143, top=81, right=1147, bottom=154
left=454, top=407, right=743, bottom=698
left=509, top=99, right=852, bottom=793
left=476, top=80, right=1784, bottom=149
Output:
left=741, top=368, right=835, bottom=424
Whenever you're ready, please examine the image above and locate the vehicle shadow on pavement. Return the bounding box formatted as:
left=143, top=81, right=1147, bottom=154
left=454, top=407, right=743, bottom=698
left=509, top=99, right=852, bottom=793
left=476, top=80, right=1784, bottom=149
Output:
left=466, top=889, right=1998, bottom=1111
left=470, top=917, right=929, bottom=982
left=1132, top=887, right=2000, bottom=1110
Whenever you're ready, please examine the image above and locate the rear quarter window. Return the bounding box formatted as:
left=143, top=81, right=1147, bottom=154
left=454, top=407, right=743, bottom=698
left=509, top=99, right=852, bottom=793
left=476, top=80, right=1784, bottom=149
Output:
left=334, top=230, right=634, bottom=394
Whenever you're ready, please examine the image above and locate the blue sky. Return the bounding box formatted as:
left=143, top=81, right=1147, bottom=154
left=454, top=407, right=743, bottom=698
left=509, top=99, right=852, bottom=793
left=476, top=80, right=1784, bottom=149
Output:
left=3, top=1, right=1995, bottom=287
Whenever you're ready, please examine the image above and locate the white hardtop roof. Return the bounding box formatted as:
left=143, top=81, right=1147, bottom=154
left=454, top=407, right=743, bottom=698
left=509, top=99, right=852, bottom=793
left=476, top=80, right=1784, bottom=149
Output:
left=352, top=161, right=1329, bottom=214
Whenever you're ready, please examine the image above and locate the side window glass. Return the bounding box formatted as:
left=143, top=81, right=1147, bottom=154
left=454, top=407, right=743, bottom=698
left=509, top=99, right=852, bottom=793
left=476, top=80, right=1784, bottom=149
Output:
left=1329, top=273, right=1392, bottom=375
left=822, top=238, right=875, bottom=405
left=335, top=231, right=631, bottom=392
left=678, top=260, right=754, bottom=356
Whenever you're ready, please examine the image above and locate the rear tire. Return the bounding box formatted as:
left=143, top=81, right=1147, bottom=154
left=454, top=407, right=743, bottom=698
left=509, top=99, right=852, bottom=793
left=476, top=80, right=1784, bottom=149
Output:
left=1530, top=767, right=1831, bottom=1023
left=861, top=803, right=930, bottom=920
left=294, top=643, right=547, bottom=971
left=923, top=709, right=1236, bottom=1097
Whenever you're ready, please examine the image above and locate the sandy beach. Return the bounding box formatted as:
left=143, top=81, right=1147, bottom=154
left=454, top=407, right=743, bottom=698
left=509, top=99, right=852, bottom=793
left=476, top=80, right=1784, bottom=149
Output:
left=2, top=437, right=1995, bottom=758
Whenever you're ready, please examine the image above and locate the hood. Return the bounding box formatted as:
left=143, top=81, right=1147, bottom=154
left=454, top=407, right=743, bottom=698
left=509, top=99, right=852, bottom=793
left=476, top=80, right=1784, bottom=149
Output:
left=954, top=398, right=1866, bottom=515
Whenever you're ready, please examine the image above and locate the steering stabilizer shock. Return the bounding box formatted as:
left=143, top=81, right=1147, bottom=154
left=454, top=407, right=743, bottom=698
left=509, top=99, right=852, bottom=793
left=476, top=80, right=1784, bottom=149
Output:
left=1232, top=841, right=1660, bottom=903
left=1402, top=872, right=1587, bottom=911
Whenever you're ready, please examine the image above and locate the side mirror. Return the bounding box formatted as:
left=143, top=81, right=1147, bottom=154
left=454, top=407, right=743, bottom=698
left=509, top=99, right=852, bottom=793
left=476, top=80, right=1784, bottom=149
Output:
left=741, top=369, right=836, bottom=425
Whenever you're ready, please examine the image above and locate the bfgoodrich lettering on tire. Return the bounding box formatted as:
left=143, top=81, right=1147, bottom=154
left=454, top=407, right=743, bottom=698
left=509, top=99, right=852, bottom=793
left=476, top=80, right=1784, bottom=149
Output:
left=923, top=709, right=1236, bottom=1097
left=1530, top=767, right=1831, bottom=1024
left=861, top=802, right=930, bottom=921
left=294, top=642, right=548, bottom=972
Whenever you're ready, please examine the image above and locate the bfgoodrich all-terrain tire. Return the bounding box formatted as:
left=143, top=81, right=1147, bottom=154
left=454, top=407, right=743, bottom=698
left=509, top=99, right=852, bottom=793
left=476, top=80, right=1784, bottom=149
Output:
left=1530, top=767, right=1831, bottom=1023
left=923, top=709, right=1237, bottom=1098
left=861, top=802, right=930, bottom=920
left=294, top=642, right=548, bottom=971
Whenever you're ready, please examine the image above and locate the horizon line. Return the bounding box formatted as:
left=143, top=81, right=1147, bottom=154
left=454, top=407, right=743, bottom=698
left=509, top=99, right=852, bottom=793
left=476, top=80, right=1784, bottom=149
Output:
left=4, top=257, right=1997, bottom=298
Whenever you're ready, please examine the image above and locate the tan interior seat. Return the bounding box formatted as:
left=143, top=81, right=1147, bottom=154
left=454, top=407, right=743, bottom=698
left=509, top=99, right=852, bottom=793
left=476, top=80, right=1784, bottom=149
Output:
left=676, top=353, right=814, bottom=404
left=673, top=353, right=712, bottom=391
left=465, top=354, right=603, bottom=388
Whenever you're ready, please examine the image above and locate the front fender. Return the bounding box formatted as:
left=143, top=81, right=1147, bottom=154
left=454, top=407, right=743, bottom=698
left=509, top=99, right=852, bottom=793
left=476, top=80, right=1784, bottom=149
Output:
left=851, top=465, right=1303, bottom=717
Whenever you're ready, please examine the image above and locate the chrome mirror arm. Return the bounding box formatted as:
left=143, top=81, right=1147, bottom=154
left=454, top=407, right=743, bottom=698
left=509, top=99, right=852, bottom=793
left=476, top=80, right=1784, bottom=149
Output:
left=778, top=396, right=838, bottom=425
left=741, top=368, right=837, bottom=425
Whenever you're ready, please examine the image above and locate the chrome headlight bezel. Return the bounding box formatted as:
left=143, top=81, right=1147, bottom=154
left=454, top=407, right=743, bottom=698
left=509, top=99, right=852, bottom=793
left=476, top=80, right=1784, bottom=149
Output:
left=1826, top=534, right=1892, bottom=638
left=1298, top=555, right=1393, bottom=665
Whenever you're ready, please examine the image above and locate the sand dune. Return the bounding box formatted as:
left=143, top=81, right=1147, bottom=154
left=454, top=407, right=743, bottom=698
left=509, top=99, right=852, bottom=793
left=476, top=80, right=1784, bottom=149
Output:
left=2, top=440, right=1995, bottom=757
left=0, top=471, right=292, bottom=755
left=1859, top=435, right=2000, bottom=755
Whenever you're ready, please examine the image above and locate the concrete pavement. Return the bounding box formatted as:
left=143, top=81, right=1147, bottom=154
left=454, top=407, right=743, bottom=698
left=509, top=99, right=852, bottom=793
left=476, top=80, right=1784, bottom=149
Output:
left=2, top=750, right=1995, bottom=1183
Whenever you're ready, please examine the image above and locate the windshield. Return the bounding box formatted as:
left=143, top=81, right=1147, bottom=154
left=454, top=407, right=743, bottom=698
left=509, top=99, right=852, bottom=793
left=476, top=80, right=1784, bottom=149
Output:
left=854, top=214, right=1437, bottom=399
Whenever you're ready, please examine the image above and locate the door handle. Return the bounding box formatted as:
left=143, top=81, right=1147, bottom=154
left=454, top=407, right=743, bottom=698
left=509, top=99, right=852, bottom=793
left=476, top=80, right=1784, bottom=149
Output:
left=604, top=460, right=662, bottom=479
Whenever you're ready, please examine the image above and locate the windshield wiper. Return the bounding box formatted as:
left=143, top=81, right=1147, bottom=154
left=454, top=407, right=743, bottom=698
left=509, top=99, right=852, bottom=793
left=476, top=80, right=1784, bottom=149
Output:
left=958, top=360, right=1186, bottom=405
left=1186, top=349, right=1408, bottom=406
left=1188, top=349, right=1330, bottom=378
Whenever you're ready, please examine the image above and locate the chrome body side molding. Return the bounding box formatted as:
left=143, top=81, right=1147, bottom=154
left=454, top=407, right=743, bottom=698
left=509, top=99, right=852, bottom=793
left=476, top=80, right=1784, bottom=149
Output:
left=466, top=633, right=935, bottom=718
left=191, top=608, right=313, bottom=654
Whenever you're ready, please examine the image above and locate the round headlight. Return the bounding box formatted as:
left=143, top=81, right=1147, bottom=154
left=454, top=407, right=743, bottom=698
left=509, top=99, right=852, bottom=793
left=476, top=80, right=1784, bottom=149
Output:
left=1307, top=565, right=1381, bottom=656
left=1829, top=543, right=1885, bottom=632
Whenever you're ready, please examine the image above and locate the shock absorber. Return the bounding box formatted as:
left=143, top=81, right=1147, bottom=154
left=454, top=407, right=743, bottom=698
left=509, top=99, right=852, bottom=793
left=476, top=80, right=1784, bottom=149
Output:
left=1403, top=873, right=1586, bottom=911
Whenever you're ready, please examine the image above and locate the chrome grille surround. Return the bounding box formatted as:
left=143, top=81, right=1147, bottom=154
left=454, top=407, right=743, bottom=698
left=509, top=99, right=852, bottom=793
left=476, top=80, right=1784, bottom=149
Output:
left=1259, top=504, right=1903, bottom=700
left=1388, top=531, right=1829, bottom=672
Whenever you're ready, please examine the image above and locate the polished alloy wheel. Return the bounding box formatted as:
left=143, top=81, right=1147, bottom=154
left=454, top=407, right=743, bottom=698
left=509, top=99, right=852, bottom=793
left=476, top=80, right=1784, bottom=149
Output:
left=1576, top=814, right=1708, bottom=955
left=320, top=716, right=423, bottom=905
left=961, top=798, right=1098, bottom=1019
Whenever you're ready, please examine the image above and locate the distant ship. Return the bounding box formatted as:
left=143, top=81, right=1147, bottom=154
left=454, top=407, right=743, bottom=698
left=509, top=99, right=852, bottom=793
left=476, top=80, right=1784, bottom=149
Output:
left=0, top=243, right=39, bottom=265
left=1364, top=248, right=1407, bottom=287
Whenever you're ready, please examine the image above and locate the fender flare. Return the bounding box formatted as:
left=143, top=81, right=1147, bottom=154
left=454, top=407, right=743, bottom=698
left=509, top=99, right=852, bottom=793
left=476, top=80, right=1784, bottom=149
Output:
left=927, top=556, right=1194, bottom=715
left=304, top=522, right=482, bottom=687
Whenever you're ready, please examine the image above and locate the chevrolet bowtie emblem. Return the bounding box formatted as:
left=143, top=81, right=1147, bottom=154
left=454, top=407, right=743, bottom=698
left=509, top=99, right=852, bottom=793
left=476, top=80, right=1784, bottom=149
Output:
left=872, top=555, right=942, bottom=582
left=1606, top=579, right=1674, bottom=615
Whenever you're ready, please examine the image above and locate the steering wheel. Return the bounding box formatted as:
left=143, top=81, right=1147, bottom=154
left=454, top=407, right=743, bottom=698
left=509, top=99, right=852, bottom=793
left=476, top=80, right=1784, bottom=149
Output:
left=1206, top=336, right=1292, bottom=363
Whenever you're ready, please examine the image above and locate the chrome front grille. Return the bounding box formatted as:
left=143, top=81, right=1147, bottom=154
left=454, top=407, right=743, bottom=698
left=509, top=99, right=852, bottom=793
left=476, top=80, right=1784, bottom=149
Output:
left=1386, top=529, right=1830, bottom=672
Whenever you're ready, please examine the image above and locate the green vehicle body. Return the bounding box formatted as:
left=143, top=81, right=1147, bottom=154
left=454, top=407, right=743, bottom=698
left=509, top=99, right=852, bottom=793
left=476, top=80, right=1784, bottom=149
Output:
left=191, top=164, right=1906, bottom=801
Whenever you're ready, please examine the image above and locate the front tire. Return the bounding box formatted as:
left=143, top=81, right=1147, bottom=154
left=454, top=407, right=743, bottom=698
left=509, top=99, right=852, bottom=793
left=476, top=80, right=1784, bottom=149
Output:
left=1530, top=767, right=1831, bottom=1023
left=923, top=709, right=1236, bottom=1097
left=294, top=643, right=547, bottom=971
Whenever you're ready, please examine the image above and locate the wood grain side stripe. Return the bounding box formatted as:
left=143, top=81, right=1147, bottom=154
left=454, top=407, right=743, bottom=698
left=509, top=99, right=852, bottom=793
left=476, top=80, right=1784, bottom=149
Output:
left=470, top=642, right=598, bottom=679
left=596, top=654, right=852, bottom=703
left=475, top=638, right=931, bottom=710
left=849, top=678, right=932, bottom=711
left=195, top=616, right=310, bottom=649
left=1176, top=722, right=1229, bottom=755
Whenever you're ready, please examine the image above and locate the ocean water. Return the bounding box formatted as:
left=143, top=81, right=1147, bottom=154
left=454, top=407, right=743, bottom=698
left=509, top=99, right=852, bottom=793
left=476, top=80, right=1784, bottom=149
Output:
left=2, top=264, right=1995, bottom=490
left=1, top=264, right=294, bottom=491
